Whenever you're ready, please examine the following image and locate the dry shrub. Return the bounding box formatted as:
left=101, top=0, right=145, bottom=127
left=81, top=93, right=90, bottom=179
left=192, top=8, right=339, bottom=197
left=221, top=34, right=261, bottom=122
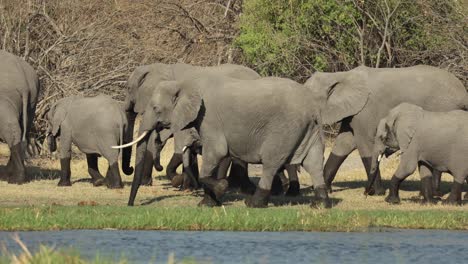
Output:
left=0, top=0, right=243, bottom=150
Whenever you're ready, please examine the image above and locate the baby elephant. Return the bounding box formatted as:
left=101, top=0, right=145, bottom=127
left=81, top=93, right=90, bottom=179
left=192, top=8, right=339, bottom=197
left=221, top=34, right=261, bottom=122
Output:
left=46, top=95, right=133, bottom=188
left=368, top=103, right=468, bottom=205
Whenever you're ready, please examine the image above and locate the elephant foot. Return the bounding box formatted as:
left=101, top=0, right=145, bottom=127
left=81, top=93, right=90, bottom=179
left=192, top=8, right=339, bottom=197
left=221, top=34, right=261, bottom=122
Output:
left=92, top=177, right=106, bottom=187
left=366, top=186, right=386, bottom=196
left=270, top=175, right=284, bottom=196
left=141, top=176, right=153, bottom=186
left=313, top=186, right=332, bottom=209
left=171, top=174, right=184, bottom=188
left=107, top=182, right=124, bottom=189
left=57, top=179, right=72, bottom=187
left=433, top=190, right=444, bottom=198
left=198, top=194, right=221, bottom=207
left=442, top=197, right=462, bottom=206
left=285, top=181, right=300, bottom=197
left=245, top=188, right=270, bottom=208
left=385, top=194, right=400, bottom=204
left=200, top=178, right=228, bottom=200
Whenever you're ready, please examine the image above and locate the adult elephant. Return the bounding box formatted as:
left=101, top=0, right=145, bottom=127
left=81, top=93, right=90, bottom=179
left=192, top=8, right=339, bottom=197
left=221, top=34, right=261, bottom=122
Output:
left=305, top=65, right=467, bottom=195
left=0, top=50, right=40, bottom=184
left=118, top=76, right=331, bottom=208
left=124, top=63, right=267, bottom=193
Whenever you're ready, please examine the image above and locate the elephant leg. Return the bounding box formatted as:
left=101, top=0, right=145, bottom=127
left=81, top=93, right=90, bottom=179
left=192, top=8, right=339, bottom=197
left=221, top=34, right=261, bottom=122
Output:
left=198, top=146, right=229, bottom=207
left=58, top=157, right=72, bottom=186
left=302, top=141, right=331, bottom=208
left=418, top=163, right=438, bottom=204
left=270, top=170, right=285, bottom=196
left=6, top=142, right=26, bottom=184
left=166, top=153, right=183, bottom=180
left=86, top=154, right=105, bottom=186
left=385, top=164, right=414, bottom=204
left=58, top=135, right=72, bottom=186
left=464, top=178, right=468, bottom=200
left=245, top=163, right=282, bottom=208
left=181, top=149, right=199, bottom=190
left=324, top=127, right=356, bottom=192
left=140, top=150, right=153, bottom=186
left=432, top=170, right=443, bottom=197
left=216, top=157, right=231, bottom=180
left=106, top=162, right=123, bottom=189
left=443, top=175, right=465, bottom=205
left=361, top=156, right=386, bottom=196
left=285, top=164, right=300, bottom=197
left=228, top=160, right=256, bottom=195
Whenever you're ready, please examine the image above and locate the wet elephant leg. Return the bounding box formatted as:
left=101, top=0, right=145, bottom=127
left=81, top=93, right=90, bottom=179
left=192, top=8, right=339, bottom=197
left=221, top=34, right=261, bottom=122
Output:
left=432, top=170, right=443, bottom=197
left=324, top=123, right=356, bottom=192
left=285, top=164, right=300, bottom=196
left=418, top=163, right=438, bottom=204
left=86, top=154, right=105, bottom=186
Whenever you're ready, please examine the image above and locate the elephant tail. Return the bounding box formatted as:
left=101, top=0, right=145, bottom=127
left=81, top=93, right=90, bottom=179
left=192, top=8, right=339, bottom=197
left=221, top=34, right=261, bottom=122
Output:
left=120, top=118, right=134, bottom=176
left=21, top=91, right=29, bottom=142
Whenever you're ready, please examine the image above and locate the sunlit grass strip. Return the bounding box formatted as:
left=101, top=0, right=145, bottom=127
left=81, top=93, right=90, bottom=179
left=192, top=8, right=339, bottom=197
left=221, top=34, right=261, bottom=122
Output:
left=0, top=206, right=467, bottom=231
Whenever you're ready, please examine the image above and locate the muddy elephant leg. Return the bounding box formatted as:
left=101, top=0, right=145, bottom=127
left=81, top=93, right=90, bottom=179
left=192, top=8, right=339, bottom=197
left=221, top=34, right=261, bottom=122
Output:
left=166, top=153, right=183, bottom=180
left=86, top=154, right=105, bottom=186
left=285, top=164, right=300, bottom=196
left=443, top=175, right=465, bottom=205
left=324, top=123, right=356, bottom=192
left=6, top=143, right=27, bottom=184
left=418, top=163, right=438, bottom=204
left=106, top=162, right=123, bottom=189
left=228, top=160, right=256, bottom=195
left=57, top=134, right=72, bottom=186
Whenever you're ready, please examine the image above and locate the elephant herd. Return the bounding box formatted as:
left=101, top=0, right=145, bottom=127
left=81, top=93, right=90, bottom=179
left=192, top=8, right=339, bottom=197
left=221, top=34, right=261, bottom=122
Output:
left=1, top=49, right=467, bottom=208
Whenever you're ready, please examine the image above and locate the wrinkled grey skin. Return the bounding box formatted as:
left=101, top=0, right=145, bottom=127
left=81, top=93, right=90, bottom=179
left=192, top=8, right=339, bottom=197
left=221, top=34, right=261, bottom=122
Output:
left=46, top=95, right=133, bottom=188
left=129, top=76, right=330, bottom=208
left=124, top=63, right=260, bottom=185
left=0, top=50, right=40, bottom=184
left=369, top=103, right=468, bottom=205
left=305, top=65, right=468, bottom=195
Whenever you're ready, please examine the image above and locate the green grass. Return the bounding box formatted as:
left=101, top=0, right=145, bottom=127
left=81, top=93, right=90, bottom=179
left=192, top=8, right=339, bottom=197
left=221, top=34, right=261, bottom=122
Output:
left=1, top=206, right=467, bottom=232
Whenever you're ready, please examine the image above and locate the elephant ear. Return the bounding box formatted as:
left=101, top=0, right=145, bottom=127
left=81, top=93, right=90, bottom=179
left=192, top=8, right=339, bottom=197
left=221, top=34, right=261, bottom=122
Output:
left=386, top=103, right=423, bottom=152
left=128, top=64, right=171, bottom=113
left=159, top=129, right=173, bottom=143
left=306, top=67, right=370, bottom=125
left=49, top=97, right=76, bottom=136
left=170, top=82, right=202, bottom=133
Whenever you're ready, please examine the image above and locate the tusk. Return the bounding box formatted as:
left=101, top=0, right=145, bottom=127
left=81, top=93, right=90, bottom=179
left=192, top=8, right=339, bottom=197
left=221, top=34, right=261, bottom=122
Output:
left=182, top=146, right=188, bottom=153
left=377, top=154, right=383, bottom=162
left=111, top=131, right=149, bottom=149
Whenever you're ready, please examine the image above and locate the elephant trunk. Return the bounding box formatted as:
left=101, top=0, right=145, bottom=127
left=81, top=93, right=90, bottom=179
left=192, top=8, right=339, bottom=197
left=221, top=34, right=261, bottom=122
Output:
left=121, top=111, right=137, bottom=175
left=153, top=138, right=164, bottom=172
left=128, top=127, right=150, bottom=206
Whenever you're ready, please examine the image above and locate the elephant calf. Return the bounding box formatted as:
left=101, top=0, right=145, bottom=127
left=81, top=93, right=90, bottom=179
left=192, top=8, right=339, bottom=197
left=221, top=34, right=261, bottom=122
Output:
left=46, top=95, right=133, bottom=188
left=369, top=103, right=468, bottom=205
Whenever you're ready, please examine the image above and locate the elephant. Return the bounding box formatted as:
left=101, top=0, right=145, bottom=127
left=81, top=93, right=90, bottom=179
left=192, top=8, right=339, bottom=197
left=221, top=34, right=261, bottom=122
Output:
left=123, top=62, right=261, bottom=190
left=305, top=65, right=467, bottom=196
left=123, top=62, right=300, bottom=196
left=368, top=103, right=468, bottom=205
left=46, top=95, right=133, bottom=188
left=0, top=50, right=40, bottom=184
left=118, top=76, right=331, bottom=208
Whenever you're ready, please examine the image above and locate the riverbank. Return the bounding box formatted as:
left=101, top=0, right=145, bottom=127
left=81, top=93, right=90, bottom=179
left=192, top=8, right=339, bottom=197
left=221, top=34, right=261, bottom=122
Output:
left=1, top=142, right=467, bottom=232
left=1, top=206, right=467, bottom=231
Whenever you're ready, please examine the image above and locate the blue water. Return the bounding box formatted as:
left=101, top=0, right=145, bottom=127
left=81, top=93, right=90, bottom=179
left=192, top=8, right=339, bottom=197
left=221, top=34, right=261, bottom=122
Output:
left=0, top=229, right=467, bottom=263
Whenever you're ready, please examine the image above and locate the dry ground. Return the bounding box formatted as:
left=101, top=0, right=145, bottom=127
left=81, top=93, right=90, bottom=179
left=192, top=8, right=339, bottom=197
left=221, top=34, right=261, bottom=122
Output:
left=0, top=141, right=466, bottom=211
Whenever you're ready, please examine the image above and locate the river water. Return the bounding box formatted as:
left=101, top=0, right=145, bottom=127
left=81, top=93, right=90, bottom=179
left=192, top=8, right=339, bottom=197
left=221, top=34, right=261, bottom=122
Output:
left=0, top=229, right=467, bottom=263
